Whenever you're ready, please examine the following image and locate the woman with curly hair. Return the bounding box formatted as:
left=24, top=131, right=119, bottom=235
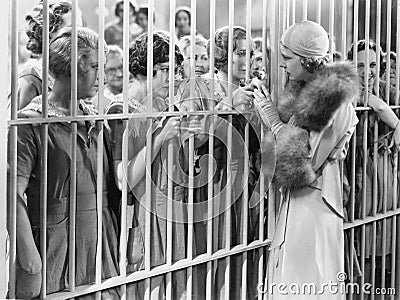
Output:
left=106, top=31, right=189, bottom=299
left=10, top=1, right=83, bottom=112
left=178, top=35, right=209, bottom=78
left=253, top=21, right=359, bottom=299
left=9, top=27, right=119, bottom=299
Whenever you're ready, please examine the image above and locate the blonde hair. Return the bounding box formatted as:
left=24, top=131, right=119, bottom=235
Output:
left=49, top=27, right=107, bottom=78
left=178, top=35, right=208, bottom=59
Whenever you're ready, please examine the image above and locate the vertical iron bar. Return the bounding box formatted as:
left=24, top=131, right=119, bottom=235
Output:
left=385, top=0, right=392, bottom=106
left=241, top=1, right=252, bottom=298
left=329, top=0, right=335, bottom=62
left=206, top=0, right=216, bottom=299
left=360, top=1, right=371, bottom=299
left=95, top=1, right=106, bottom=299
left=166, top=0, right=176, bottom=299
left=119, top=1, right=130, bottom=299
left=8, top=0, right=18, bottom=297
left=316, top=0, right=322, bottom=24
left=371, top=1, right=382, bottom=298
left=40, top=0, right=50, bottom=298
left=69, top=0, right=79, bottom=291
left=224, top=1, right=234, bottom=299
left=0, top=0, right=9, bottom=296
left=352, top=1, right=359, bottom=300
left=291, top=0, right=296, bottom=25
left=392, top=1, right=400, bottom=297
left=341, top=0, right=347, bottom=57
left=145, top=1, right=155, bottom=299
left=187, top=1, right=197, bottom=298
left=302, top=0, right=308, bottom=21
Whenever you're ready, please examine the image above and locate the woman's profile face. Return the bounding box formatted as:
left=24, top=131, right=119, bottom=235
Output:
left=78, top=50, right=101, bottom=99
left=279, top=45, right=308, bottom=82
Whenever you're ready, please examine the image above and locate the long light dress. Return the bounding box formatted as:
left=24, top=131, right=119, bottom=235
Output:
left=265, top=101, right=358, bottom=300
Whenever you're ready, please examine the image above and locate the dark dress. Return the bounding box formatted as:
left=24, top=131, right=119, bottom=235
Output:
left=8, top=59, right=54, bottom=113
left=13, top=96, right=120, bottom=297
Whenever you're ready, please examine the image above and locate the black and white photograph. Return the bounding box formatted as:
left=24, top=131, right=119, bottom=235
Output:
left=1, top=0, right=400, bottom=299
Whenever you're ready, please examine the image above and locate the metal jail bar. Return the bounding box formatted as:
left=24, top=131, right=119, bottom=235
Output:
left=0, top=0, right=9, bottom=296
left=3, top=0, right=400, bottom=299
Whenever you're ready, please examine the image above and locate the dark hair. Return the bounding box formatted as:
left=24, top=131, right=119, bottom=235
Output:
left=299, top=56, right=329, bottom=73
left=137, top=6, right=148, bottom=17
left=252, top=37, right=271, bottom=59
left=115, top=1, right=136, bottom=18
left=208, top=26, right=247, bottom=70
left=25, top=1, right=73, bottom=55
left=388, top=51, right=396, bottom=62
left=49, top=27, right=105, bottom=78
left=347, top=39, right=385, bottom=76
left=175, top=7, right=191, bottom=27
left=128, top=31, right=184, bottom=77
left=333, top=51, right=343, bottom=61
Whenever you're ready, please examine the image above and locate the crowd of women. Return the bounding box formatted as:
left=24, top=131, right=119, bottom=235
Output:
left=8, top=0, right=400, bottom=299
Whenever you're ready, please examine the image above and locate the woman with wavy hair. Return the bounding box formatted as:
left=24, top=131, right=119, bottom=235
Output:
left=178, top=35, right=209, bottom=78
left=253, top=21, right=359, bottom=299
left=11, top=2, right=83, bottom=111
left=9, top=27, right=119, bottom=298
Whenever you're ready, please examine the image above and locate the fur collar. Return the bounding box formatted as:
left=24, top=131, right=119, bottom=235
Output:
left=277, top=61, right=359, bottom=132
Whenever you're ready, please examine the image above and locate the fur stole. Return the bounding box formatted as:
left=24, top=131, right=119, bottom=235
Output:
left=273, top=61, right=358, bottom=190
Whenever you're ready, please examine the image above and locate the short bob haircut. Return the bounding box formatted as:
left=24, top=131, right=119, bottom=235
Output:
left=178, top=35, right=208, bottom=59
left=49, top=27, right=107, bottom=78
left=347, top=39, right=385, bottom=77
left=25, top=1, right=73, bottom=55
left=128, top=31, right=184, bottom=77
left=175, top=6, right=191, bottom=27
left=208, top=26, right=247, bottom=70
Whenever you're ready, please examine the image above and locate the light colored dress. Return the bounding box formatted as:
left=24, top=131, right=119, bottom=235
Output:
left=265, top=101, right=358, bottom=300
